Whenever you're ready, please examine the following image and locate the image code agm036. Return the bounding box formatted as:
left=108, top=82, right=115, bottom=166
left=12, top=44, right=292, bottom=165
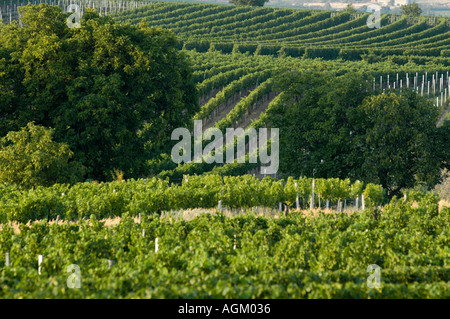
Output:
left=177, top=302, right=271, bottom=316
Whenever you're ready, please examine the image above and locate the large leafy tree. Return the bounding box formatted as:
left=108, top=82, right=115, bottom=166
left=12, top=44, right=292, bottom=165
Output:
left=0, top=122, right=85, bottom=188
left=271, top=70, right=449, bottom=197
left=270, top=70, right=371, bottom=180
left=0, top=5, right=198, bottom=180
left=230, top=0, right=269, bottom=7
left=357, top=91, right=446, bottom=196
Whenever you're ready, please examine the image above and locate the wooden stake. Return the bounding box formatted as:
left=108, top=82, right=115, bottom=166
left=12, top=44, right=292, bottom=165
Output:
left=5, top=253, right=9, bottom=267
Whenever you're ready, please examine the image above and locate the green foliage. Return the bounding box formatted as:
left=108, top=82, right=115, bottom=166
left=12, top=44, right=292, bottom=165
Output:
left=359, top=91, right=445, bottom=196
left=113, top=2, right=450, bottom=64
left=0, top=123, right=84, bottom=189
left=0, top=175, right=381, bottom=223
left=0, top=197, right=448, bottom=298
left=401, top=3, right=422, bottom=17
left=271, top=70, right=370, bottom=180
left=272, top=70, right=448, bottom=197
left=229, top=0, right=269, bottom=7
left=363, top=183, right=384, bottom=208
left=344, top=4, right=356, bottom=14
left=0, top=5, right=198, bottom=181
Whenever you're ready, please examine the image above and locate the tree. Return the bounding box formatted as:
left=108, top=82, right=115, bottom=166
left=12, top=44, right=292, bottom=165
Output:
left=401, top=3, right=422, bottom=17
left=229, top=0, right=269, bottom=7
left=358, top=91, right=445, bottom=196
left=0, top=5, right=198, bottom=180
left=0, top=123, right=85, bottom=188
left=271, top=70, right=371, bottom=181
left=271, top=70, right=448, bottom=197
left=344, top=4, right=356, bottom=14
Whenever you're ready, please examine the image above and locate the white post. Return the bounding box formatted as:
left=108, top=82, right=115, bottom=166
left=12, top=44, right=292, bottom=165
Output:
left=355, top=196, right=359, bottom=209
left=5, top=253, right=10, bottom=267
left=279, top=202, right=282, bottom=212
left=362, top=194, right=365, bottom=210
left=108, top=259, right=114, bottom=269
left=326, top=200, right=329, bottom=210
left=142, top=229, right=145, bottom=237
left=295, top=182, right=299, bottom=210
left=233, top=235, right=236, bottom=250
left=155, top=238, right=159, bottom=253
left=310, top=179, right=315, bottom=210
left=218, top=200, right=222, bottom=211
left=38, top=255, right=43, bottom=275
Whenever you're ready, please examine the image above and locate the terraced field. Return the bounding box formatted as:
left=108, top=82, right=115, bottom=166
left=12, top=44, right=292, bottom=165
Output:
left=114, top=2, right=450, bottom=61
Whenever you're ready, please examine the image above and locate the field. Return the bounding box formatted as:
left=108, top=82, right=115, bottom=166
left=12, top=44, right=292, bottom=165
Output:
left=0, top=0, right=449, bottom=300
left=1, top=195, right=448, bottom=298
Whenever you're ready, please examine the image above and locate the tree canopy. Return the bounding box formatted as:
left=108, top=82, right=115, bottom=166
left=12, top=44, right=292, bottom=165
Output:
left=0, top=4, right=198, bottom=180
left=270, top=70, right=449, bottom=197
left=229, top=0, right=269, bottom=7
left=0, top=122, right=84, bottom=188
left=401, top=3, right=422, bottom=17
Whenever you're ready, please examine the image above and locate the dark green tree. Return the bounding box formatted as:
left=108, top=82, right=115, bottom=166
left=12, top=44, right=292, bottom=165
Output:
left=0, top=122, right=85, bottom=188
left=344, top=4, right=356, bottom=14
left=271, top=70, right=449, bottom=197
left=357, top=90, right=445, bottom=196
left=270, top=70, right=370, bottom=180
left=0, top=5, right=198, bottom=180
left=401, top=3, right=422, bottom=17
left=230, top=0, right=269, bottom=7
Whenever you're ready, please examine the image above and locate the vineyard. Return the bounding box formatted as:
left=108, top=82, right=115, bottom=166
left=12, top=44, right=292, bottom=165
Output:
left=0, top=187, right=448, bottom=298
left=112, top=1, right=450, bottom=61
left=0, top=175, right=386, bottom=223
left=0, top=0, right=449, bottom=300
